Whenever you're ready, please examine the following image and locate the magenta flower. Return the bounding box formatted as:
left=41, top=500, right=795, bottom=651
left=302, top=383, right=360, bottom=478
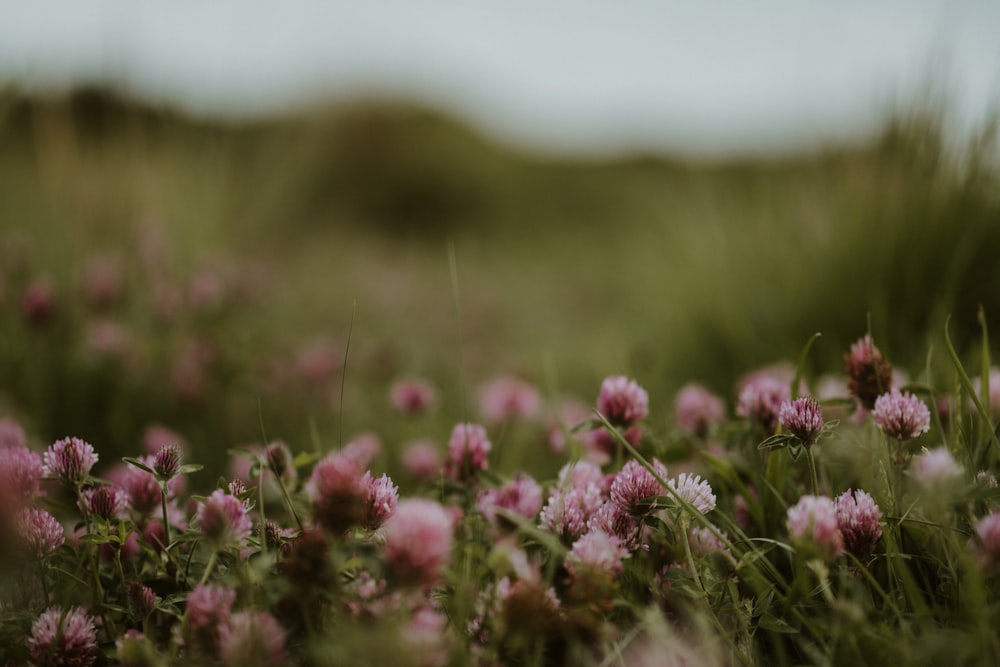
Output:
left=389, top=376, right=438, bottom=415
left=688, top=526, right=729, bottom=558
left=153, top=444, right=183, bottom=479
left=476, top=474, right=543, bottom=526
left=117, top=455, right=181, bottom=515
left=83, top=485, right=128, bottom=521
left=557, top=460, right=610, bottom=495
left=263, top=441, right=293, bottom=479
left=306, top=450, right=367, bottom=532
left=43, top=437, right=98, bottom=484
left=910, top=447, right=964, bottom=489
left=363, top=472, right=399, bottom=530
left=0, top=417, right=27, bottom=449
left=476, top=375, right=542, bottom=423
left=778, top=396, right=824, bottom=445
left=565, top=530, right=629, bottom=577
left=142, top=423, right=187, bottom=455
left=15, top=507, right=65, bottom=559
left=186, top=584, right=236, bottom=656
left=668, top=473, right=717, bottom=514
left=196, top=489, right=252, bottom=547
left=674, top=383, right=726, bottom=437
left=834, top=489, right=882, bottom=557
left=786, top=495, right=843, bottom=559
left=872, top=389, right=931, bottom=441
left=737, top=375, right=789, bottom=434
left=27, top=606, right=98, bottom=667
left=383, top=499, right=454, bottom=585
left=970, top=512, right=1000, bottom=571
left=970, top=367, right=1000, bottom=419
left=219, top=611, right=288, bottom=667
left=610, top=459, right=668, bottom=516
left=128, top=581, right=158, bottom=619
left=539, top=484, right=605, bottom=542
left=844, top=334, right=893, bottom=409
left=444, top=423, right=491, bottom=481
left=401, top=440, right=442, bottom=480
left=22, top=277, right=56, bottom=327
left=0, top=443, right=44, bottom=505
left=588, top=501, right=641, bottom=551
left=597, top=375, right=649, bottom=427
left=342, top=433, right=381, bottom=468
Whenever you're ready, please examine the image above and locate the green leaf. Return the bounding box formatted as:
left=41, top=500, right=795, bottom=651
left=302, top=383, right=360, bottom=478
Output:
left=757, top=434, right=794, bottom=450
left=791, top=332, right=821, bottom=399
left=122, top=457, right=154, bottom=474
left=757, top=614, right=800, bottom=634
left=178, top=464, right=204, bottom=474
left=570, top=418, right=602, bottom=433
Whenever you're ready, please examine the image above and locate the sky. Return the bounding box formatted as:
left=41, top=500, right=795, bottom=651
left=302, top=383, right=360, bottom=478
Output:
left=1, top=1, right=998, bottom=156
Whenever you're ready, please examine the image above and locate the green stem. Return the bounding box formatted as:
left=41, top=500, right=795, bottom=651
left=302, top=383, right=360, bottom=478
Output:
left=805, top=447, right=819, bottom=496
left=160, top=484, right=172, bottom=551
left=199, top=550, right=218, bottom=586
left=679, top=516, right=705, bottom=595
left=37, top=561, right=50, bottom=606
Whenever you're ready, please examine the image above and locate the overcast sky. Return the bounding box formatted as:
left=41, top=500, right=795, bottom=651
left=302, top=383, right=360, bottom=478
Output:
left=1, top=1, right=998, bottom=156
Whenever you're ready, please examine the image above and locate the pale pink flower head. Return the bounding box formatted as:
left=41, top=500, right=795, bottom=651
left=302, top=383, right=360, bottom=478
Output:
left=588, top=501, right=641, bottom=551
left=27, top=606, right=98, bottom=667
left=22, top=277, right=56, bottom=327
left=219, top=611, right=288, bottom=667
left=196, top=489, right=253, bottom=547
left=142, top=423, right=187, bottom=455
left=778, top=396, right=825, bottom=445
left=0, top=417, right=27, bottom=449
left=81, top=255, right=124, bottom=309
left=597, top=375, right=649, bottom=427
left=970, top=367, right=1000, bottom=420
left=0, top=443, right=44, bottom=506
left=872, top=389, right=931, bottom=441
left=476, top=474, right=543, bottom=527
left=263, top=441, right=294, bottom=479
left=306, top=450, right=367, bottom=532
left=444, top=423, right=491, bottom=481
left=294, top=337, right=341, bottom=385
left=674, top=383, right=726, bottom=437
left=970, top=512, right=1000, bottom=572
left=834, top=489, right=882, bottom=557
left=556, top=460, right=610, bottom=495
left=383, top=498, right=454, bottom=585
left=15, top=507, right=64, bottom=559
left=363, top=472, right=399, bottom=530
left=389, top=376, right=438, bottom=415
left=546, top=398, right=590, bottom=453
left=83, top=485, right=128, bottom=521
left=844, top=334, right=893, bottom=410
left=668, top=473, right=717, bottom=514
left=83, top=319, right=129, bottom=357
left=186, top=584, right=236, bottom=656
left=737, top=375, right=789, bottom=434
left=43, top=437, right=98, bottom=484
left=118, top=455, right=182, bottom=515
left=565, top=530, right=628, bottom=578
left=116, top=630, right=156, bottom=667
left=609, top=459, right=668, bottom=516
left=401, top=439, right=442, bottom=480
left=688, top=526, right=729, bottom=558
left=910, top=447, right=964, bottom=489
left=786, top=495, right=843, bottom=559
left=342, top=433, right=381, bottom=468
left=476, top=375, right=542, bottom=423
left=128, top=581, right=158, bottom=619
left=539, top=484, right=605, bottom=542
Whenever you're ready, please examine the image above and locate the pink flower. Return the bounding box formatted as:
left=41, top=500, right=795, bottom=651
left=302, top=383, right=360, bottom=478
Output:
left=389, top=377, right=438, bottom=415
left=306, top=450, right=367, bottom=532
left=263, top=441, right=294, bottom=479
left=539, top=484, right=605, bottom=542
left=970, top=512, right=1000, bottom=571
left=476, top=375, right=541, bottom=422
left=476, top=474, right=543, bottom=526
left=116, top=455, right=181, bottom=515
left=557, top=461, right=610, bottom=495
left=363, top=472, right=399, bottom=530
left=342, top=433, right=381, bottom=468
left=444, top=423, right=491, bottom=481
left=872, top=389, right=931, bottom=440
left=186, top=584, right=236, bottom=656
left=674, top=383, right=726, bottom=437
left=0, top=443, right=44, bottom=506
left=83, top=485, right=128, bottom=521
left=565, top=530, right=628, bottom=577
left=383, top=499, right=454, bottom=585
left=43, top=437, right=98, bottom=484
left=688, top=526, right=728, bottom=558
left=196, top=489, right=252, bottom=546
left=587, top=501, right=641, bottom=551
left=15, top=507, right=64, bottom=559
left=834, top=489, right=882, bottom=557
left=668, top=473, right=717, bottom=514
left=844, top=334, right=893, bottom=410
left=219, top=611, right=287, bottom=667
left=22, top=277, right=56, bottom=327
left=786, top=495, right=843, bottom=558
left=737, top=375, right=789, bottom=434
left=153, top=444, right=183, bottom=479
left=81, top=255, right=123, bottom=308
left=128, top=581, right=158, bottom=619
left=142, top=423, right=186, bottom=455
left=970, top=367, right=1000, bottom=419
left=597, top=375, right=649, bottom=427
left=778, top=396, right=824, bottom=445
left=401, top=440, right=442, bottom=480
left=27, top=606, right=98, bottom=667
left=0, top=417, right=27, bottom=449
left=910, top=447, right=964, bottom=488
left=610, top=459, right=668, bottom=516
left=545, top=398, right=590, bottom=453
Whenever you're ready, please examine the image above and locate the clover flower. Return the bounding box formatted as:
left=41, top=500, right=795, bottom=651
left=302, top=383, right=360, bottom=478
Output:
left=128, top=582, right=158, bottom=619
left=610, top=459, right=669, bottom=516
left=43, top=437, right=98, bottom=484
left=401, top=439, right=442, bottom=480
left=786, top=495, right=843, bottom=558
left=668, top=473, right=717, bottom=514
left=476, top=375, right=542, bottom=423
left=872, top=389, right=931, bottom=441
left=263, top=441, right=293, bottom=479
left=186, top=584, right=236, bottom=657
left=476, top=474, right=543, bottom=526
left=0, top=443, right=44, bottom=505
left=83, top=485, right=128, bottom=521
left=588, top=501, right=641, bottom=551
left=778, top=396, right=824, bottom=445
left=910, top=447, right=964, bottom=489
left=444, top=423, right=491, bottom=481
left=557, top=460, right=610, bottom=495
left=539, top=484, right=605, bottom=542
left=15, top=507, right=65, bottom=559
left=196, top=489, right=252, bottom=546
left=389, top=376, right=438, bottom=415
left=153, top=444, right=183, bottom=479
left=383, top=499, right=454, bottom=585
left=306, top=450, right=367, bottom=532
left=565, top=530, right=628, bottom=577
left=27, top=606, right=98, bottom=667
left=363, top=472, right=399, bottom=530
left=0, top=417, right=27, bottom=449
left=219, top=611, right=288, bottom=667
left=688, top=526, right=729, bottom=558
left=597, top=375, right=649, bottom=427
left=834, top=489, right=882, bottom=557
left=737, top=375, right=789, bottom=434
left=970, top=367, right=1000, bottom=419
left=970, top=512, right=1000, bottom=572
left=674, top=383, right=726, bottom=437
left=844, top=334, right=893, bottom=410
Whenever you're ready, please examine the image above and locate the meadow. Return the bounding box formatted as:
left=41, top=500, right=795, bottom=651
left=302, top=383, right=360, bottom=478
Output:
left=1, top=87, right=999, bottom=666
